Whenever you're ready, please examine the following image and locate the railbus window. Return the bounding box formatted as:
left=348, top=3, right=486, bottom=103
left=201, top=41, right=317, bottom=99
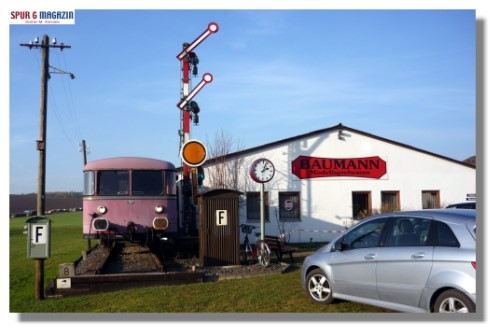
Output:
left=166, top=170, right=176, bottom=195
left=132, top=170, right=164, bottom=196
left=83, top=171, right=95, bottom=196
left=98, top=170, right=129, bottom=195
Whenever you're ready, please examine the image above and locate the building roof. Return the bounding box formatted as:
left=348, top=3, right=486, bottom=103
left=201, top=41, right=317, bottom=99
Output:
left=202, top=123, right=475, bottom=170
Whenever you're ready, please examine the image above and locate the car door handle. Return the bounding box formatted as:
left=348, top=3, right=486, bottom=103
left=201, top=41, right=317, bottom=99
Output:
left=411, top=252, right=426, bottom=259
left=364, top=254, right=376, bottom=260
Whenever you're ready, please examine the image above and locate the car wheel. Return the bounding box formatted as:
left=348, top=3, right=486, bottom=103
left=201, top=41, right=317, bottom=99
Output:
left=434, top=289, right=476, bottom=313
left=305, top=268, right=334, bottom=304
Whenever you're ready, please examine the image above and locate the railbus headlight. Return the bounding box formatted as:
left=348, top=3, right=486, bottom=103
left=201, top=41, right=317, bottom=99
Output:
left=153, top=217, right=168, bottom=230
left=96, top=205, right=107, bottom=214
left=92, top=218, right=109, bottom=231
left=154, top=205, right=164, bottom=213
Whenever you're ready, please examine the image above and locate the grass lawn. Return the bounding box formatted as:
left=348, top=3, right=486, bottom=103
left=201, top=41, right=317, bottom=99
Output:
left=9, top=212, right=392, bottom=315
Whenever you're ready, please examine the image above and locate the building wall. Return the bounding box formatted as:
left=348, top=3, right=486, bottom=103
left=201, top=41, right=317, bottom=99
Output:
left=202, top=128, right=475, bottom=243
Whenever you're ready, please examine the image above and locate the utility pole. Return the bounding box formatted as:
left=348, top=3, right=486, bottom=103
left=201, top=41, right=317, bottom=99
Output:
left=80, top=139, right=88, bottom=166
left=20, top=35, right=72, bottom=217
left=79, top=139, right=91, bottom=249
left=20, top=35, right=71, bottom=300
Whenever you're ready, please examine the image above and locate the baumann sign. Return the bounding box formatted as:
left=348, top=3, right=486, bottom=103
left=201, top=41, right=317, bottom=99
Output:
left=291, top=155, right=386, bottom=179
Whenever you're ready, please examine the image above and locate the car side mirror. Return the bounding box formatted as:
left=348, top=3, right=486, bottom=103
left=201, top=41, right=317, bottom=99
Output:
left=333, top=240, right=344, bottom=252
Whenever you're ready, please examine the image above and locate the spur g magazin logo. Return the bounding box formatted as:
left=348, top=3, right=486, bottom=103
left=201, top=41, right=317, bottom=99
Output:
left=10, top=10, right=75, bottom=24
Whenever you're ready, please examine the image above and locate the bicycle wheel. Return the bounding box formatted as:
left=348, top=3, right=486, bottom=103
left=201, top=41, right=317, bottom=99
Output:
left=256, top=241, right=271, bottom=267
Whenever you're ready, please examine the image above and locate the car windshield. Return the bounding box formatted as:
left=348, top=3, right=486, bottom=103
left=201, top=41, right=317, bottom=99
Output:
left=342, top=217, right=387, bottom=249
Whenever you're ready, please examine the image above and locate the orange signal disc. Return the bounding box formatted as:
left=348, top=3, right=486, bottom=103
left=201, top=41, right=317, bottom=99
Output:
left=181, top=140, right=207, bottom=167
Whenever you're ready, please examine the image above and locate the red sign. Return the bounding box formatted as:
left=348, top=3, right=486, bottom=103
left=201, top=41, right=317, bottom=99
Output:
left=292, top=156, right=386, bottom=179
left=283, top=199, right=294, bottom=211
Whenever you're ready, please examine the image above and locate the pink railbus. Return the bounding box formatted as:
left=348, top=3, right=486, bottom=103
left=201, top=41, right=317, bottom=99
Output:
left=82, top=157, right=178, bottom=245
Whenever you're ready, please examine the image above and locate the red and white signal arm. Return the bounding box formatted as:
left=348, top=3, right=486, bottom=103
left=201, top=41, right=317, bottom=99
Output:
left=181, top=139, right=207, bottom=167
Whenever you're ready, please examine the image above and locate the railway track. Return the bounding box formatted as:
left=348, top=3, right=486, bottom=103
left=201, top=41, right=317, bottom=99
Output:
left=75, top=241, right=164, bottom=275
left=46, top=241, right=292, bottom=298
left=46, top=241, right=204, bottom=297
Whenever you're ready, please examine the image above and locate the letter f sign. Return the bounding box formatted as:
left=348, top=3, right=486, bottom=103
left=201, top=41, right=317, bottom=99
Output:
left=216, top=210, right=227, bottom=226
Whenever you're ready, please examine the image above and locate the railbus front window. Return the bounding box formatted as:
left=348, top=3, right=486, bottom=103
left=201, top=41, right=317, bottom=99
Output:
left=98, top=170, right=129, bottom=195
left=166, top=170, right=176, bottom=195
left=83, top=171, right=95, bottom=196
left=132, top=170, right=164, bottom=196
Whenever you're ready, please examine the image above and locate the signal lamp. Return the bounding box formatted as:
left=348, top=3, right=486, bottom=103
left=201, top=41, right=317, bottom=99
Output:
left=197, top=166, right=205, bottom=186
left=189, top=101, right=200, bottom=113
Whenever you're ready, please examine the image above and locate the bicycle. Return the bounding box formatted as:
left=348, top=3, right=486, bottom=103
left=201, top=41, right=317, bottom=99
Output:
left=240, top=224, right=271, bottom=267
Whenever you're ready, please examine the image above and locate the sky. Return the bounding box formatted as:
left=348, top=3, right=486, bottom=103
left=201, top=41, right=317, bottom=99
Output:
left=7, top=8, right=477, bottom=194
left=3, top=0, right=499, bottom=332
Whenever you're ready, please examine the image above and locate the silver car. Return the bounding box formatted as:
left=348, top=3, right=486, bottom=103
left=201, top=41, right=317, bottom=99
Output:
left=301, top=209, right=476, bottom=313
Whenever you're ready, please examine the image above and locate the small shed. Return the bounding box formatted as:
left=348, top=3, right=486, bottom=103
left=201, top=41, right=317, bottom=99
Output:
left=197, top=189, right=242, bottom=266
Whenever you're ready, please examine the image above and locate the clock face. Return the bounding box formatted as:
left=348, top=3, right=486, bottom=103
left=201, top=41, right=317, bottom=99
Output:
left=250, top=158, right=275, bottom=183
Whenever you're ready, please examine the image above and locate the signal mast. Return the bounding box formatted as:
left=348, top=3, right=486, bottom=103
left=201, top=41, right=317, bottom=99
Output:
left=176, top=22, right=219, bottom=236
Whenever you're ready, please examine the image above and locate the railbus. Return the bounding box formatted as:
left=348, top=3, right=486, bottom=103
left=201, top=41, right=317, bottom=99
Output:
left=82, top=157, right=178, bottom=246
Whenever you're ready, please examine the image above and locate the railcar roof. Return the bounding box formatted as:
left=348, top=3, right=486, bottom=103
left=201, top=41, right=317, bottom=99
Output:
left=84, top=157, right=175, bottom=170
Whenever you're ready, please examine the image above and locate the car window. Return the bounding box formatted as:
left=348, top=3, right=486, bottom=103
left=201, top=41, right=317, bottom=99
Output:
left=385, top=217, right=431, bottom=247
left=342, top=217, right=387, bottom=249
left=434, top=221, right=460, bottom=247
left=446, top=202, right=476, bottom=209
left=458, top=203, right=476, bottom=209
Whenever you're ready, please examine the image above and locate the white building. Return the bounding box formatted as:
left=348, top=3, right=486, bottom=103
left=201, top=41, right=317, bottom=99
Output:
left=200, top=123, right=476, bottom=243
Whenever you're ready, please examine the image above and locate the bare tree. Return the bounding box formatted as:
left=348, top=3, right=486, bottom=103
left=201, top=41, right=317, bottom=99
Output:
left=205, top=129, right=245, bottom=190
